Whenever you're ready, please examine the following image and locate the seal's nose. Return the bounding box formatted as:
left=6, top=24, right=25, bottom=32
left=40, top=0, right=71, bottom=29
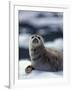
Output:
left=32, top=38, right=38, bottom=43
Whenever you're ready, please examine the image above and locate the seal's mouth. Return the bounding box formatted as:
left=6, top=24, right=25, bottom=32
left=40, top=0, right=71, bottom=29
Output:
left=32, top=38, right=39, bottom=44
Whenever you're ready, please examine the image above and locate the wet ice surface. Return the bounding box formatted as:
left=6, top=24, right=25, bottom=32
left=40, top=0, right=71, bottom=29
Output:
left=19, top=60, right=63, bottom=79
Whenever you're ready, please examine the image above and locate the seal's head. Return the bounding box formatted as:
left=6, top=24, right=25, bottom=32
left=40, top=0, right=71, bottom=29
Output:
left=29, top=34, right=44, bottom=48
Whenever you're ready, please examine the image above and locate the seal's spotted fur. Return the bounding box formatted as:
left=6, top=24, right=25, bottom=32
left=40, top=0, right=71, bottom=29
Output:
left=25, top=34, right=63, bottom=73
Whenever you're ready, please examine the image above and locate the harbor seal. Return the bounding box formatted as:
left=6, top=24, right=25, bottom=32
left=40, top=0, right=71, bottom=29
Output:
left=25, top=34, right=63, bottom=73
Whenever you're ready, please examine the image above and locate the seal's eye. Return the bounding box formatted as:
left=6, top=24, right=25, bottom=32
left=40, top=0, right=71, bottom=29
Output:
left=37, top=36, right=40, bottom=40
left=32, top=36, right=34, bottom=39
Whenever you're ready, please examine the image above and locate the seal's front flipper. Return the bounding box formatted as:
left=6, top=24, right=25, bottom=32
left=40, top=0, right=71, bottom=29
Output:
left=25, top=65, right=34, bottom=74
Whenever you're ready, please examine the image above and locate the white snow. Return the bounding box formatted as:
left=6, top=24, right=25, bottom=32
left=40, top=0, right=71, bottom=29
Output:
left=19, top=34, right=30, bottom=48
left=19, top=60, right=63, bottom=79
left=45, top=38, right=63, bottom=51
